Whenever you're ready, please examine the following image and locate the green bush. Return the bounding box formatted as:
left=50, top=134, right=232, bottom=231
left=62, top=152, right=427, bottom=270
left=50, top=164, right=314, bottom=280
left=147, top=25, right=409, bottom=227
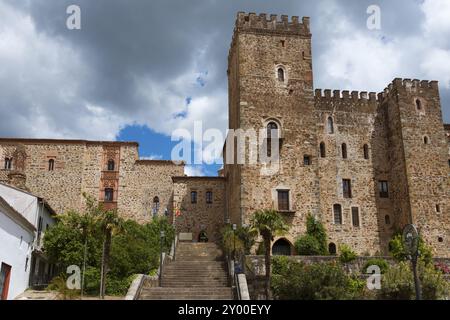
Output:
left=294, top=215, right=329, bottom=256
left=295, top=235, right=322, bottom=256
left=362, top=258, right=389, bottom=274
left=379, top=261, right=450, bottom=300
left=47, top=275, right=80, bottom=300
left=389, top=234, right=433, bottom=265
left=272, top=261, right=357, bottom=300
left=339, top=244, right=358, bottom=264
left=271, top=256, right=292, bottom=275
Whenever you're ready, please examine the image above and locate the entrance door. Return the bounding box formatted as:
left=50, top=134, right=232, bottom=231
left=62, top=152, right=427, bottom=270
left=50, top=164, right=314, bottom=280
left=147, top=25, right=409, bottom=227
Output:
left=0, top=263, right=12, bottom=300
left=272, top=239, right=292, bottom=256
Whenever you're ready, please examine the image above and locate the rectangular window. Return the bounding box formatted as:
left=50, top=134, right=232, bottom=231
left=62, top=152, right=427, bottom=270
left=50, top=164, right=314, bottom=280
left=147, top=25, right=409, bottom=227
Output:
left=105, top=188, right=114, bottom=202
left=303, top=155, right=311, bottom=166
left=352, top=207, right=360, bottom=227
left=343, top=179, right=352, bottom=198
left=333, top=204, right=342, bottom=225
left=206, top=191, right=213, bottom=204
left=379, top=181, right=389, bottom=198
left=277, top=190, right=290, bottom=211
left=191, top=191, right=197, bottom=204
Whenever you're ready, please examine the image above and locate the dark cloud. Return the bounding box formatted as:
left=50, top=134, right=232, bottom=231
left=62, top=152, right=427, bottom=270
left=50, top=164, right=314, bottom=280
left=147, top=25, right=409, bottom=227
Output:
left=0, top=0, right=448, bottom=142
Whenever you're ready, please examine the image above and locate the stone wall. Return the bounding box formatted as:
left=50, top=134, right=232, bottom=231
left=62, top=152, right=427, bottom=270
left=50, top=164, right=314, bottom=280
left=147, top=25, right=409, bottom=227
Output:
left=0, top=139, right=184, bottom=223
left=224, top=12, right=450, bottom=258
left=172, top=177, right=226, bottom=242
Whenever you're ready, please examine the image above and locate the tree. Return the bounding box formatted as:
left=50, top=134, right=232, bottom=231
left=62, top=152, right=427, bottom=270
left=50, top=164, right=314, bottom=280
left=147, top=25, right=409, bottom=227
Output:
left=295, top=215, right=329, bottom=256
left=249, top=209, right=289, bottom=299
left=98, top=208, right=124, bottom=299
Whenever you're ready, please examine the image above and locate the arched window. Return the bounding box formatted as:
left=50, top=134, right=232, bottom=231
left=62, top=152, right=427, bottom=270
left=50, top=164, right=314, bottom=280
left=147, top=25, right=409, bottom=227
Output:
left=320, top=142, right=326, bottom=158
left=4, top=157, right=12, bottom=170
left=333, top=204, right=342, bottom=225
left=267, top=122, right=279, bottom=158
left=277, top=68, right=285, bottom=82
left=423, top=136, right=429, bottom=145
left=327, top=117, right=334, bottom=134
left=272, top=239, right=292, bottom=256
left=152, top=196, right=160, bottom=216
left=107, top=160, right=115, bottom=171
left=363, top=144, right=369, bottom=160
left=329, top=243, right=337, bottom=255
left=104, top=188, right=114, bottom=202
left=385, top=215, right=391, bottom=225
left=416, top=99, right=422, bottom=111
left=342, top=143, right=348, bottom=159
left=48, top=159, right=55, bottom=171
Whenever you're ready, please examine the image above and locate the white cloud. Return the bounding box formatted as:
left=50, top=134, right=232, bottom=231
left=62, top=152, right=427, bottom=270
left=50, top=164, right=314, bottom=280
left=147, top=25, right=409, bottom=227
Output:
left=184, top=165, right=205, bottom=177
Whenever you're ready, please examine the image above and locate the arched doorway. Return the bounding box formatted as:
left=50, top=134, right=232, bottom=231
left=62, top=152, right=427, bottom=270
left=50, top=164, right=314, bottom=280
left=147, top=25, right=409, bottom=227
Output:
left=272, top=239, right=292, bottom=256
left=329, top=243, right=337, bottom=255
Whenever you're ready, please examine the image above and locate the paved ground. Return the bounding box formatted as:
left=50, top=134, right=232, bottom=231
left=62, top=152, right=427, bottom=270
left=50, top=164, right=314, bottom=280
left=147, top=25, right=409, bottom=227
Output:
left=15, top=290, right=124, bottom=300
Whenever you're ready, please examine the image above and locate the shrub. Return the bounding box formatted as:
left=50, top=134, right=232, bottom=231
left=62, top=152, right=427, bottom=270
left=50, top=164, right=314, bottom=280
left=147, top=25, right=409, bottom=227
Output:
left=389, top=234, right=433, bottom=265
left=434, top=262, right=450, bottom=275
left=305, top=214, right=328, bottom=255
left=272, top=261, right=356, bottom=300
left=379, top=261, right=450, bottom=300
left=47, top=275, right=80, bottom=300
left=271, top=256, right=292, bottom=275
left=295, top=235, right=322, bottom=256
left=339, top=244, right=357, bottom=264
left=362, top=258, right=389, bottom=274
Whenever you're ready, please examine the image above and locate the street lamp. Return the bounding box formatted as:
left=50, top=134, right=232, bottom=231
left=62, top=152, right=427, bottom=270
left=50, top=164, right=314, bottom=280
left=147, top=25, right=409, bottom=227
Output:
left=232, top=224, right=237, bottom=262
left=159, top=230, right=165, bottom=287
left=403, top=224, right=422, bottom=300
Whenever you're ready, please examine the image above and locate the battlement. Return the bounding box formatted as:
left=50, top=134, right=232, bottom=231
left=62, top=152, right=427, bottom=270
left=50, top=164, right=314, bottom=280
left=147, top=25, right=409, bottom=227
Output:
left=314, top=89, right=380, bottom=102
left=382, top=78, right=439, bottom=96
left=235, top=12, right=311, bottom=36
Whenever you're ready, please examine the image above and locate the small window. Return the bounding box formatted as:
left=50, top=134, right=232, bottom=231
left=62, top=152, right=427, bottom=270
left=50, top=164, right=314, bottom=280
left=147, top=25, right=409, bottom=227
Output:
left=152, top=197, right=160, bottom=215
left=327, top=117, right=334, bottom=134
left=385, top=215, right=391, bottom=225
left=363, top=144, right=369, bottom=160
left=280, top=40, right=285, bottom=47
left=436, top=204, right=441, bottom=213
left=343, top=179, right=352, bottom=199
left=206, top=191, right=213, bottom=204
left=333, top=204, right=342, bottom=225
left=267, top=122, right=279, bottom=158
left=329, top=243, right=337, bottom=255
left=448, top=159, right=450, bottom=168
left=438, top=237, right=444, bottom=243
left=48, top=159, right=55, bottom=171
left=278, top=190, right=290, bottom=212
left=423, top=136, right=429, bottom=145
left=342, top=143, right=348, bottom=159
left=277, top=68, right=285, bottom=82
left=4, top=157, right=12, bottom=170
left=352, top=207, right=360, bottom=227
left=379, top=181, right=389, bottom=198
left=191, top=191, right=197, bottom=204
left=108, top=160, right=115, bottom=171
left=416, top=99, right=422, bottom=111
left=303, top=155, right=311, bottom=166
left=320, top=142, right=326, bottom=158
left=104, top=188, right=114, bottom=202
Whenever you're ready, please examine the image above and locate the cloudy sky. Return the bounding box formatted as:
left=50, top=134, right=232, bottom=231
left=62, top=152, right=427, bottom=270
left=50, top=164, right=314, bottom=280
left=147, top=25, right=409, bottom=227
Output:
left=1, top=0, right=449, bottom=176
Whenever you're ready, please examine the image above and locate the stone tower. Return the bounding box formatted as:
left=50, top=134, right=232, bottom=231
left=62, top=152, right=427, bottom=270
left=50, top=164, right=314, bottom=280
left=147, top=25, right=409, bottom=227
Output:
left=225, top=12, right=319, bottom=243
left=384, top=79, right=449, bottom=257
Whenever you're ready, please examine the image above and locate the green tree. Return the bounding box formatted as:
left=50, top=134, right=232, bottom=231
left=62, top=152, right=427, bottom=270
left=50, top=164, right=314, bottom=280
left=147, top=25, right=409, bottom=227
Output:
left=249, top=209, right=289, bottom=299
left=295, top=214, right=329, bottom=256
left=98, top=208, right=125, bottom=299
left=389, top=234, right=433, bottom=265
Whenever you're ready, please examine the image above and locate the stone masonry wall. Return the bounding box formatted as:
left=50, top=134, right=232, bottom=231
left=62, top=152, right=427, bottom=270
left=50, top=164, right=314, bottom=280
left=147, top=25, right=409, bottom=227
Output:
left=172, top=177, right=226, bottom=242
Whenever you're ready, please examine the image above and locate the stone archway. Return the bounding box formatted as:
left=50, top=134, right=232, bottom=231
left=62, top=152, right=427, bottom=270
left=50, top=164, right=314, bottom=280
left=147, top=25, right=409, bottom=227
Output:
left=272, top=238, right=292, bottom=256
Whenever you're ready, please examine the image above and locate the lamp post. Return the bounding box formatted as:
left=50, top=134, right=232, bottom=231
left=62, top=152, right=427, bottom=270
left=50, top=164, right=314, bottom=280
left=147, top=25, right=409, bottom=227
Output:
left=402, top=224, right=422, bottom=300
left=232, top=224, right=237, bottom=262
left=159, top=230, right=165, bottom=287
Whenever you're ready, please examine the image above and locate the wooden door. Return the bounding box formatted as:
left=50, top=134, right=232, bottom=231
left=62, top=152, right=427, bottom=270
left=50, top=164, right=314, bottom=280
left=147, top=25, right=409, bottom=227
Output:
left=0, top=263, right=12, bottom=300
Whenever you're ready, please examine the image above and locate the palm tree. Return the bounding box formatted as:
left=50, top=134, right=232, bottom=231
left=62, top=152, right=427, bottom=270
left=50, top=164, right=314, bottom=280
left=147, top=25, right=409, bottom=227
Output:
left=249, top=209, right=289, bottom=299
left=98, top=209, right=124, bottom=299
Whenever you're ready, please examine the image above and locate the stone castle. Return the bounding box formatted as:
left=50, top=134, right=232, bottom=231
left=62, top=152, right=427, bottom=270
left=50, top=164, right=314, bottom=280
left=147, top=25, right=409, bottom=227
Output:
left=1, top=12, right=449, bottom=257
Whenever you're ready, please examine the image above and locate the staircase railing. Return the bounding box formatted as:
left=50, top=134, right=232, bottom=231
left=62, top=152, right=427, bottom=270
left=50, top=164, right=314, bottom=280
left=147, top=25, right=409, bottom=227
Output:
left=226, top=252, right=250, bottom=300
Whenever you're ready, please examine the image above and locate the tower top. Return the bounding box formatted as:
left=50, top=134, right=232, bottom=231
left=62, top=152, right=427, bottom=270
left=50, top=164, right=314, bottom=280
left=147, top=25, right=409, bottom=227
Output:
left=235, top=12, right=311, bottom=36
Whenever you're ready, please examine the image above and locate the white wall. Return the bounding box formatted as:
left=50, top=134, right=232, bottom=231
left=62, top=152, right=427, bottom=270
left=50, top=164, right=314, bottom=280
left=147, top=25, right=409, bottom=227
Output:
left=0, top=184, right=38, bottom=226
left=0, top=209, right=33, bottom=300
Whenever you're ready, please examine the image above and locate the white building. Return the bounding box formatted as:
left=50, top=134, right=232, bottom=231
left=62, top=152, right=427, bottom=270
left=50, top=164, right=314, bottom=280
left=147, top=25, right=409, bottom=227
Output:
left=0, top=182, right=56, bottom=300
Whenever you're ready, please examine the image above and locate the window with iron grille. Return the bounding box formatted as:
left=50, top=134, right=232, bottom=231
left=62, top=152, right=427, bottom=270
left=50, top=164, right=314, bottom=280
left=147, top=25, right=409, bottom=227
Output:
left=379, top=181, right=389, bottom=198
left=105, top=188, right=114, bottom=202
left=206, top=191, right=213, bottom=204
left=352, top=207, right=360, bottom=227
left=333, top=204, right=342, bottom=225
left=191, top=191, right=197, bottom=204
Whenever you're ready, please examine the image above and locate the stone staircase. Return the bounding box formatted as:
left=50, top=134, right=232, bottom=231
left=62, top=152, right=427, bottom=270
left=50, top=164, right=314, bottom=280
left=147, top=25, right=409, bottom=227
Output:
left=139, top=242, right=234, bottom=300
